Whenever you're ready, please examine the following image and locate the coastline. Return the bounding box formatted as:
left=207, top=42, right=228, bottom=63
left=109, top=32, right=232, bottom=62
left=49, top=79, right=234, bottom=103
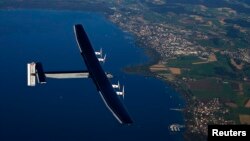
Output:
left=123, top=41, right=160, bottom=76
left=122, top=39, right=207, bottom=140
left=1, top=9, right=184, bottom=141
left=105, top=7, right=249, bottom=140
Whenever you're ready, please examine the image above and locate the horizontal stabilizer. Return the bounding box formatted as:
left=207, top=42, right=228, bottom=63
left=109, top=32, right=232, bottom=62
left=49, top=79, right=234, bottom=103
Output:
left=45, top=71, right=90, bottom=79
left=45, top=71, right=113, bottom=79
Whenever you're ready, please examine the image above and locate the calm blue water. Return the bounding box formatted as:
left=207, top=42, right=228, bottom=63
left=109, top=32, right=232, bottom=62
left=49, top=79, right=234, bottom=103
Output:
left=0, top=10, right=184, bottom=141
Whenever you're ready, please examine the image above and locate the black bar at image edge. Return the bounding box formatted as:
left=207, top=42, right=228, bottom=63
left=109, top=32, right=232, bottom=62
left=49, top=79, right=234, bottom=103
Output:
left=208, top=125, right=250, bottom=140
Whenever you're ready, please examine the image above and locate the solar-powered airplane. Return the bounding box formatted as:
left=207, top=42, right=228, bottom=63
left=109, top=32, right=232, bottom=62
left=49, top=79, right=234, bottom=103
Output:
left=27, top=24, right=133, bottom=125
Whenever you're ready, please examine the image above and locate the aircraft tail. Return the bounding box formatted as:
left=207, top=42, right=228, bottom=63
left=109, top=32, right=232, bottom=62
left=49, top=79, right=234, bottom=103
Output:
left=27, top=62, right=46, bottom=86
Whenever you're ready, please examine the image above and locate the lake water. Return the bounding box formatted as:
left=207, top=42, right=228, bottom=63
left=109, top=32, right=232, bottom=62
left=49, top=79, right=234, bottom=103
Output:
left=0, top=10, right=185, bottom=141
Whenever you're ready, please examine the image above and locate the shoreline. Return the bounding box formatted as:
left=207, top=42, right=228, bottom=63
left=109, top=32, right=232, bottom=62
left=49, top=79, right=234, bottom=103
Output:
left=112, top=9, right=248, bottom=138
left=0, top=9, right=189, bottom=141
left=122, top=39, right=208, bottom=140
left=2, top=8, right=242, bottom=141
left=123, top=41, right=160, bottom=76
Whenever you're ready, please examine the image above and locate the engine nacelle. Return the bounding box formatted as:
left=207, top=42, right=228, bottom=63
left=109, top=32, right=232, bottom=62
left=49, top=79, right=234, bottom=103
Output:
left=95, top=48, right=102, bottom=56
left=116, top=86, right=125, bottom=99
left=98, top=54, right=106, bottom=63
left=112, top=81, right=120, bottom=89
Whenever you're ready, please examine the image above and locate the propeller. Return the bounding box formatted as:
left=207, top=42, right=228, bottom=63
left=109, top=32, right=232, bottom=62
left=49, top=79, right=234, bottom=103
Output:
left=122, top=86, right=125, bottom=99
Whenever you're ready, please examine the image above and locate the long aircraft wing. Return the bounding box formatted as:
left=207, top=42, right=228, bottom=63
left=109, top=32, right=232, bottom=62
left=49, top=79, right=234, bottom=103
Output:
left=74, top=24, right=133, bottom=124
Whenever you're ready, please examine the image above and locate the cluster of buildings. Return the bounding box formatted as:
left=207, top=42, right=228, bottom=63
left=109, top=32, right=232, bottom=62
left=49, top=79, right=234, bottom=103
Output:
left=110, top=10, right=250, bottom=64
left=185, top=98, right=234, bottom=136
left=109, top=12, right=211, bottom=60
left=109, top=8, right=248, bottom=137
left=221, top=49, right=250, bottom=63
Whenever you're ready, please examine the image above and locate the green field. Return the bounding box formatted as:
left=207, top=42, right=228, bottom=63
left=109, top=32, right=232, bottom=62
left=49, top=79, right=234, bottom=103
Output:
left=166, top=53, right=250, bottom=123
left=167, top=53, right=239, bottom=79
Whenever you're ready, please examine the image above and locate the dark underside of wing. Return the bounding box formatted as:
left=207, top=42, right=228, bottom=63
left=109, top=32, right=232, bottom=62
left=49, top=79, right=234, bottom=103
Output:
left=73, top=24, right=133, bottom=124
